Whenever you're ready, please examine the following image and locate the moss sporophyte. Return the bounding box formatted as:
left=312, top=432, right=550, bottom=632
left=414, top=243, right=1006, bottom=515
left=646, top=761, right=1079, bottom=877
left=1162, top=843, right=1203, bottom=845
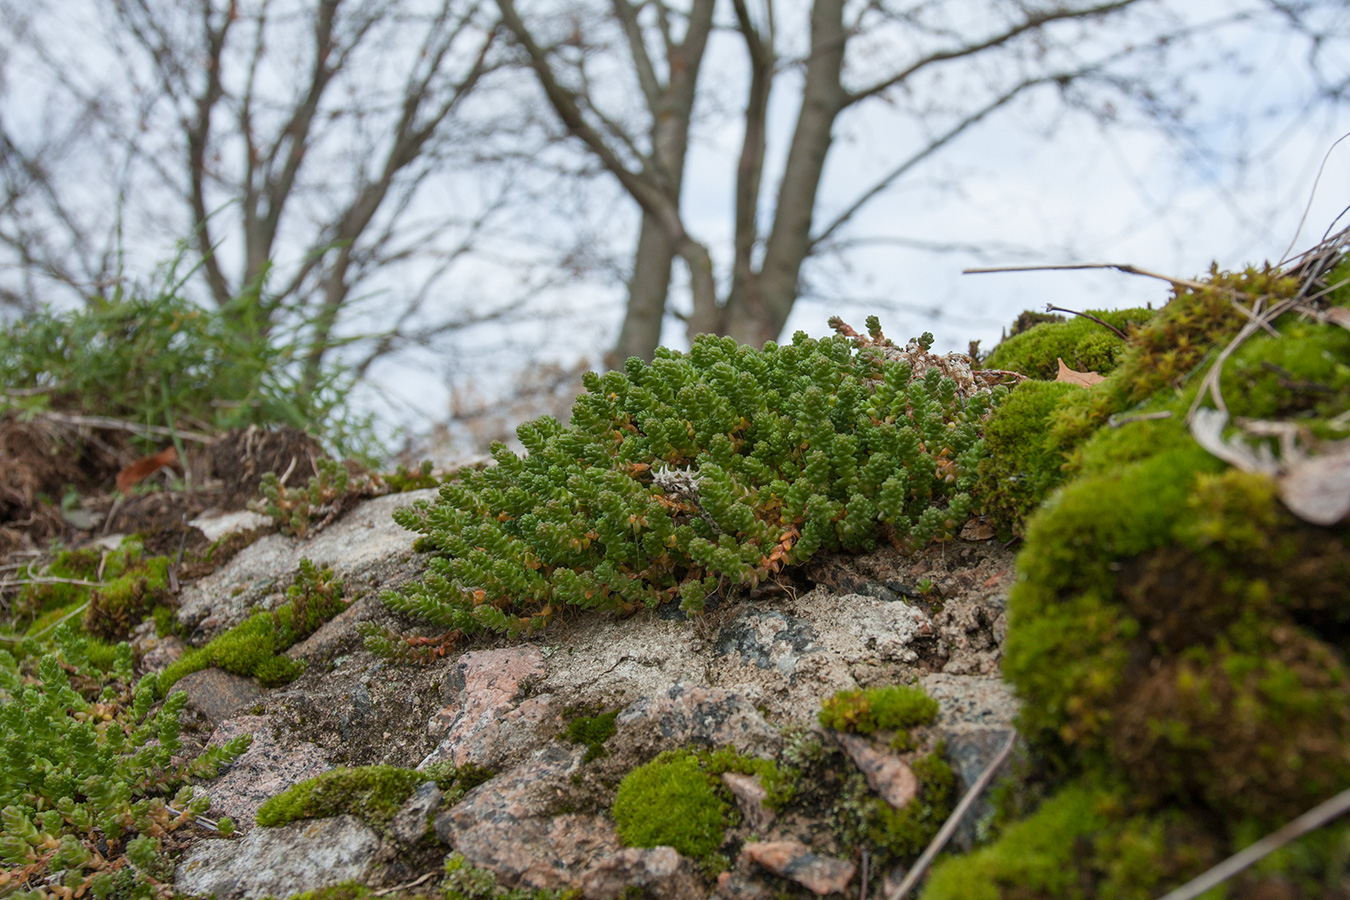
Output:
left=382, top=319, right=1006, bottom=639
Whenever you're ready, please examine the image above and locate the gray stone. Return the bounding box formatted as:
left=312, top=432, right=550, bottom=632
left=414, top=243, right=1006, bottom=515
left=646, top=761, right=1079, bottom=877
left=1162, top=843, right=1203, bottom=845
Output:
left=435, top=744, right=621, bottom=890
left=171, top=668, right=262, bottom=727
left=581, top=847, right=703, bottom=900
left=174, top=815, right=379, bottom=898
left=197, top=717, right=331, bottom=830
left=391, top=781, right=443, bottom=846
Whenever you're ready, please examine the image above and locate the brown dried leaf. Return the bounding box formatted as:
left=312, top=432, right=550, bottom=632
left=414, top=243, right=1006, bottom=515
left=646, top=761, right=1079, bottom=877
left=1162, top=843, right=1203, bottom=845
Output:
left=1055, top=358, right=1106, bottom=387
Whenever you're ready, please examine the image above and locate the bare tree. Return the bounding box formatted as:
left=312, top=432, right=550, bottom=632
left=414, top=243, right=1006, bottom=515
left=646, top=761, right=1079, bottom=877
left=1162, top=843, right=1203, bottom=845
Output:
left=496, top=0, right=1350, bottom=362
left=0, top=0, right=551, bottom=400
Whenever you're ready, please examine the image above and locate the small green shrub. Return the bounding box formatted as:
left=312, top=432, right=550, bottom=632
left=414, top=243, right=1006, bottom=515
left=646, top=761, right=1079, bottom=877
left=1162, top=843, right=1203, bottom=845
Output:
left=0, top=264, right=377, bottom=459
left=386, top=323, right=998, bottom=637
left=0, top=626, right=249, bottom=897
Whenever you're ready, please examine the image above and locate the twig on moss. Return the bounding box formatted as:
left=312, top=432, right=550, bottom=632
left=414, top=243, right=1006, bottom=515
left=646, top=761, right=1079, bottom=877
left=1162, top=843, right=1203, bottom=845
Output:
left=1108, top=411, right=1174, bottom=428
left=886, top=729, right=1018, bottom=900
left=963, top=262, right=1211, bottom=293
left=1043, top=304, right=1129, bottom=341
left=1155, top=786, right=1350, bottom=900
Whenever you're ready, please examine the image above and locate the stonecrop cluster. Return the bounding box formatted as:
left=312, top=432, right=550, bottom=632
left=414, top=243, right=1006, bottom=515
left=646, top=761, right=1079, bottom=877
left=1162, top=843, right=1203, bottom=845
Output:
left=0, top=626, right=248, bottom=897
left=385, top=321, right=997, bottom=637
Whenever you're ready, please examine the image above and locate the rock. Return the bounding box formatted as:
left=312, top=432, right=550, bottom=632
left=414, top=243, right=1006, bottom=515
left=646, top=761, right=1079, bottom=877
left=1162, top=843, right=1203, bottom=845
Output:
left=722, top=772, right=775, bottom=831
left=434, top=744, right=621, bottom=890
left=171, top=667, right=262, bottom=727
left=741, top=840, right=857, bottom=895
left=390, top=781, right=443, bottom=847
left=189, top=509, right=274, bottom=542
left=714, top=609, right=819, bottom=682
left=922, top=674, right=1019, bottom=729
left=835, top=733, right=919, bottom=809
left=615, top=683, right=781, bottom=759
left=174, top=815, right=379, bottom=899
left=197, top=716, right=332, bottom=829
left=177, top=488, right=438, bottom=641
left=581, top=847, right=703, bottom=900
left=421, top=646, right=556, bottom=770
left=941, top=728, right=1021, bottom=852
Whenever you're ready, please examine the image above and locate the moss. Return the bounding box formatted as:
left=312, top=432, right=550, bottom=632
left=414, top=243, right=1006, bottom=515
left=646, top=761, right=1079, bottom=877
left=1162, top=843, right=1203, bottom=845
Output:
left=975, top=261, right=1350, bottom=897
left=83, top=554, right=172, bottom=641
left=983, top=308, right=1154, bottom=379
left=862, top=746, right=956, bottom=862
left=818, top=683, right=938, bottom=736
left=157, top=558, right=345, bottom=692
left=255, top=765, right=430, bottom=828
left=920, top=782, right=1223, bottom=900
left=419, top=760, right=495, bottom=803
left=611, top=749, right=730, bottom=865
left=564, top=709, right=618, bottom=762
left=700, top=746, right=797, bottom=811
left=975, top=380, right=1081, bottom=537
left=443, top=853, right=581, bottom=900
left=274, top=882, right=374, bottom=900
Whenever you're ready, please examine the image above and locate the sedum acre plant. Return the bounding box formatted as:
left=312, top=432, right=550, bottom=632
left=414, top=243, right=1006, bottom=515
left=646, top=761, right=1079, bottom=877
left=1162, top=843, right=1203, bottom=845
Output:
left=0, top=626, right=248, bottom=898
left=384, top=320, right=1001, bottom=637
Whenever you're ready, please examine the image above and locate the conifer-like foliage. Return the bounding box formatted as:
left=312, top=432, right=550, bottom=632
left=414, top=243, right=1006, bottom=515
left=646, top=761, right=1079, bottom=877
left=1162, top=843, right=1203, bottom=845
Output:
left=385, top=322, right=997, bottom=637
left=0, top=626, right=248, bottom=897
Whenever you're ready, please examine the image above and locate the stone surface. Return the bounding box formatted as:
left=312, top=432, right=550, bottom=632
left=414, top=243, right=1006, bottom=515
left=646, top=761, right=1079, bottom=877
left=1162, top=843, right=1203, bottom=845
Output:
left=177, top=488, right=438, bottom=641
left=421, top=646, right=556, bottom=770
left=391, top=781, right=443, bottom=847
left=174, top=815, right=380, bottom=899
left=189, top=509, right=274, bottom=542
left=723, top=771, right=776, bottom=831
left=835, top=733, right=919, bottom=810
left=615, top=683, right=782, bottom=759
left=172, top=667, right=262, bottom=727
left=198, top=717, right=332, bottom=829
left=581, top=847, right=704, bottom=900
left=741, top=840, right=857, bottom=895
left=435, top=744, right=621, bottom=890
left=167, top=491, right=1024, bottom=897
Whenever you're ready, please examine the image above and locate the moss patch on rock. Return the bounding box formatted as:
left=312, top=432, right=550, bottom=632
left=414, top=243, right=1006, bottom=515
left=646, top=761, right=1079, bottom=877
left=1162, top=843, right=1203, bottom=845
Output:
left=255, top=765, right=430, bottom=828
left=935, top=260, right=1350, bottom=896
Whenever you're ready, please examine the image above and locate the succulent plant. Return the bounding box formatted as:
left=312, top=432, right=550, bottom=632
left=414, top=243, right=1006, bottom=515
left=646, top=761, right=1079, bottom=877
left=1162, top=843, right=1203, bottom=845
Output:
left=383, top=320, right=1003, bottom=638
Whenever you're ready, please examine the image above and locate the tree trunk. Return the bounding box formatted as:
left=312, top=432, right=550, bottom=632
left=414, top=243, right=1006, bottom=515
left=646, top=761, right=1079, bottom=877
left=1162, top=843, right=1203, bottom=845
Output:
left=727, top=0, right=847, bottom=347
left=611, top=212, right=677, bottom=365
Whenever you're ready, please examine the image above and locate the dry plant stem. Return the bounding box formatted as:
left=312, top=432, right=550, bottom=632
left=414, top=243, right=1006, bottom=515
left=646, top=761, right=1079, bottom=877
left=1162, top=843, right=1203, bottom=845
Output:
left=1187, top=296, right=1301, bottom=422
left=34, top=410, right=215, bottom=443
left=1044, top=304, right=1130, bottom=340
left=1155, top=786, right=1350, bottom=900
left=374, top=872, right=437, bottom=897
left=963, top=262, right=1212, bottom=293
left=886, top=730, right=1018, bottom=900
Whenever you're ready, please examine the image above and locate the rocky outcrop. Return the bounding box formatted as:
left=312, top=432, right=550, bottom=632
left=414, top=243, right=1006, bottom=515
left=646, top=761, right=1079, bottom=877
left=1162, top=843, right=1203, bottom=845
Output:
left=163, top=490, right=1020, bottom=899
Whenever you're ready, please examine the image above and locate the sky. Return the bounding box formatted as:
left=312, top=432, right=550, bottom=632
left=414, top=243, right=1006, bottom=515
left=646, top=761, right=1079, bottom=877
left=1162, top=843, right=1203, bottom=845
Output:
left=3, top=0, right=1349, bottom=458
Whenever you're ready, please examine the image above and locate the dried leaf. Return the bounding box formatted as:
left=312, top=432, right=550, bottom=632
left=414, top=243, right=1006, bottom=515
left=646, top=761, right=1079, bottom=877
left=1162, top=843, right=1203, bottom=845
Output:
left=959, top=518, right=996, bottom=541
left=1278, top=446, right=1350, bottom=526
left=116, top=446, right=179, bottom=494
left=1055, top=358, right=1106, bottom=387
